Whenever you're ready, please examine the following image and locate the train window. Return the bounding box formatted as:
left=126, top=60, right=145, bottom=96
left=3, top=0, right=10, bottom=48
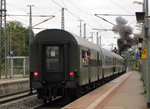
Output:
left=45, top=46, right=62, bottom=72
left=46, top=46, right=58, bottom=57
left=82, top=50, right=85, bottom=58
left=82, top=49, right=91, bottom=67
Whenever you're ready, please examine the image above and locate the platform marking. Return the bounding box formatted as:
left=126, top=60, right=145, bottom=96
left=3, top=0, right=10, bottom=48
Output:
left=86, top=73, right=130, bottom=109
left=104, top=107, right=124, bottom=109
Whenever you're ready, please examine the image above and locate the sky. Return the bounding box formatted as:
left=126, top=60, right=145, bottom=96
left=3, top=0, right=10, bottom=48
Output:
left=6, top=0, right=144, bottom=50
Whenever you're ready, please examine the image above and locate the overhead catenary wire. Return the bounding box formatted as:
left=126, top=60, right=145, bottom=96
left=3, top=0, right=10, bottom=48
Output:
left=67, top=0, right=92, bottom=16
left=33, top=16, right=55, bottom=27
left=50, top=0, right=102, bottom=30
left=7, top=3, right=26, bottom=11
left=95, top=14, right=135, bottom=16
left=67, top=0, right=106, bottom=30
left=95, top=13, right=137, bottom=27
left=62, top=0, right=67, bottom=9
left=50, top=0, right=64, bottom=8
left=95, top=14, right=117, bottom=27
left=7, top=15, right=29, bottom=27
left=7, top=14, right=55, bottom=27
left=7, top=14, right=55, bottom=17
left=109, top=0, right=133, bottom=14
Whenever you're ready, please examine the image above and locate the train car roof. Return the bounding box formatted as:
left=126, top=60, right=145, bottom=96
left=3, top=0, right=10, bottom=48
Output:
left=32, top=29, right=122, bottom=59
left=70, top=33, right=102, bottom=52
left=32, top=29, right=102, bottom=52
left=101, top=47, right=123, bottom=59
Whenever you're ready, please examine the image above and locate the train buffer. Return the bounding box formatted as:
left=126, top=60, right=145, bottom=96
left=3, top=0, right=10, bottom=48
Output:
left=62, top=71, right=147, bottom=109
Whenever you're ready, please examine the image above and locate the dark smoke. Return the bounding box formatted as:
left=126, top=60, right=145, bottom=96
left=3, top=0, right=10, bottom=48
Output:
left=112, top=17, right=138, bottom=54
left=117, top=39, right=131, bottom=53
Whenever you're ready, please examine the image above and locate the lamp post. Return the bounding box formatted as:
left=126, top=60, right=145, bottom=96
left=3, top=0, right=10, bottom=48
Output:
left=139, top=0, right=150, bottom=107
left=135, top=0, right=150, bottom=107
left=145, top=0, right=150, bottom=106
left=133, top=1, right=143, bottom=5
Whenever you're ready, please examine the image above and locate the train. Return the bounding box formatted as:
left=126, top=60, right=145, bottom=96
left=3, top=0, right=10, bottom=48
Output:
left=29, top=29, right=126, bottom=103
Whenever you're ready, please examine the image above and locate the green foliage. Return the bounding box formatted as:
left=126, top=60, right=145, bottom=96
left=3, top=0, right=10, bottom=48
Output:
left=141, top=91, right=147, bottom=97
left=0, top=20, right=34, bottom=76
left=6, top=20, right=34, bottom=56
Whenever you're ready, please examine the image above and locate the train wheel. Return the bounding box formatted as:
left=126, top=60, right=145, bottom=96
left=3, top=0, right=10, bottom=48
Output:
left=75, top=86, right=82, bottom=98
left=69, top=86, right=81, bottom=99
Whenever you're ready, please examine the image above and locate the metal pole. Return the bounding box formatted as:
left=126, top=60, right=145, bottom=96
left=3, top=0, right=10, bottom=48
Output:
left=144, top=0, right=150, bottom=107
left=10, top=58, right=13, bottom=77
left=140, top=0, right=147, bottom=94
left=9, top=23, right=13, bottom=78
left=23, top=58, right=25, bottom=77
left=61, top=8, right=65, bottom=30
left=96, top=32, right=99, bottom=45
left=78, top=20, right=83, bottom=37
left=28, top=5, right=33, bottom=94
left=99, top=36, right=101, bottom=46
left=0, top=0, right=7, bottom=79
left=84, top=23, right=86, bottom=39
left=90, top=32, right=94, bottom=42
left=28, top=5, right=34, bottom=43
left=0, top=0, right=2, bottom=79
left=3, top=0, right=7, bottom=78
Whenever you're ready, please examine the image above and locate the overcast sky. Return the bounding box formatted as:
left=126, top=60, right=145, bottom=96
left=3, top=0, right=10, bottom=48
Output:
left=6, top=0, right=144, bottom=50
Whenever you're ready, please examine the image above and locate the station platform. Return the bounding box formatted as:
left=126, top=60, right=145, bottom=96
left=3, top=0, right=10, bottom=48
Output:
left=103, top=71, right=147, bottom=109
left=0, top=77, right=29, bottom=96
left=62, top=71, right=148, bottom=109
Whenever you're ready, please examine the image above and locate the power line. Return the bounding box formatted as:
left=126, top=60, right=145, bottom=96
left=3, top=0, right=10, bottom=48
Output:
left=7, top=16, right=29, bottom=27
left=50, top=0, right=95, bottom=28
left=95, top=14, right=117, bottom=27
left=109, top=0, right=132, bottom=14
left=33, top=16, right=55, bottom=27
left=7, top=14, right=55, bottom=17
left=7, top=3, right=26, bottom=11
left=95, top=14, right=135, bottom=16
left=7, top=14, right=55, bottom=27
left=62, top=0, right=67, bottom=9
left=66, top=9, right=82, bottom=20
left=50, top=0, right=107, bottom=32
left=95, top=14, right=137, bottom=27
left=67, top=0, right=91, bottom=16
left=50, top=0, right=64, bottom=8
left=92, top=28, right=114, bottom=31
left=67, top=0, right=103, bottom=29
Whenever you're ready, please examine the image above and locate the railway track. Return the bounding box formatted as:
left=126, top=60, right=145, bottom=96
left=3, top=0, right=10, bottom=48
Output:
left=33, top=73, right=124, bottom=109
left=0, top=90, right=68, bottom=109
left=32, top=97, right=73, bottom=109
left=0, top=90, right=36, bottom=105
left=0, top=73, right=124, bottom=109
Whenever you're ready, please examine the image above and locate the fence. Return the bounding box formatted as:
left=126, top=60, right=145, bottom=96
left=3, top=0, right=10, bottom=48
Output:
left=5, top=56, right=29, bottom=78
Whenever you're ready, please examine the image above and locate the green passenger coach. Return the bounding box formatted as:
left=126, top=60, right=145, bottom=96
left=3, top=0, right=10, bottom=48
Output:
left=30, top=29, right=126, bottom=103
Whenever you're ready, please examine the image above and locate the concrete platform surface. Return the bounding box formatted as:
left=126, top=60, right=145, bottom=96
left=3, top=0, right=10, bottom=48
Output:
left=103, top=71, right=148, bottom=109
left=0, top=78, right=28, bottom=84
left=62, top=72, right=132, bottom=109
left=0, top=77, right=29, bottom=96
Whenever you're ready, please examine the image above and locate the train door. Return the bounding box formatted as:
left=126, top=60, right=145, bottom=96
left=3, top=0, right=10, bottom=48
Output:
left=42, top=45, right=66, bottom=83
left=97, top=52, right=100, bottom=80
left=113, top=57, right=116, bottom=74
left=98, top=52, right=103, bottom=80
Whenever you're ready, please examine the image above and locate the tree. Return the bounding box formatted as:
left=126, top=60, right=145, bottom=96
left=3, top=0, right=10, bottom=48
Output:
left=6, top=20, right=34, bottom=56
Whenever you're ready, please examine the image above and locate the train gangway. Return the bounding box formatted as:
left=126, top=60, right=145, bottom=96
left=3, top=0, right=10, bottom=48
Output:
left=62, top=71, right=148, bottom=109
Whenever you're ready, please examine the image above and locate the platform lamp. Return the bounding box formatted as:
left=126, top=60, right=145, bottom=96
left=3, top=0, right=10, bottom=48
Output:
left=135, top=12, right=145, bottom=23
